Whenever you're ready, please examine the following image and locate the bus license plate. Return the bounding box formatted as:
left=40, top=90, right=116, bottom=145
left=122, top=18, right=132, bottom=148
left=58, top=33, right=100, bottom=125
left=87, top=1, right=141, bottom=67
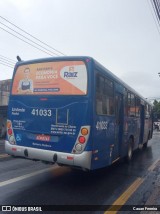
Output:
left=36, top=135, right=51, bottom=142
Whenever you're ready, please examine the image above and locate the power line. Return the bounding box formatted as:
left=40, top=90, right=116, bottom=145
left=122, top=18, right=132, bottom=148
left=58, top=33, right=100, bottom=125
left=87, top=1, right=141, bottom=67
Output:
left=0, top=15, right=66, bottom=56
left=0, top=58, right=15, bottom=66
left=0, top=61, right=14, bottom=68
left=0, top=21, right=61, bottom=57
left=150, top=0, right=160, bottom=27
left=152, top=0, right=160, bottom=23
left=0, top=54, right=16, bottom=63
left=155, top=0, right=160, bottom=13
left=0, top=54, right=15, bottom=70
left=0, top=26, right=55, bottom=57
left=148, top=0, right=160, bottom=36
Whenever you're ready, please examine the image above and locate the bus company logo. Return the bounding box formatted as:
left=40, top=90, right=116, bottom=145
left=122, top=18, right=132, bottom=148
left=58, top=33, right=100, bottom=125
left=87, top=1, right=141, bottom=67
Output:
left=63, top=66, right=78, bottom=78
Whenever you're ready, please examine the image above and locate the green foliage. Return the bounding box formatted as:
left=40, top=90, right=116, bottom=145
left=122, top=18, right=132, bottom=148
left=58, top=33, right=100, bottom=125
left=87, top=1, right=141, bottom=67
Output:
left=153, top=100, right=160, bottom=120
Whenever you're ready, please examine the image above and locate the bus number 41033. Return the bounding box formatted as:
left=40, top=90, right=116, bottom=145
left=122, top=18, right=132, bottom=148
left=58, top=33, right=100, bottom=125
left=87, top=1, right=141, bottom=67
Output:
left=31, top=109, right=52, bottom=117
left=96, top=121, right=108, bottom=130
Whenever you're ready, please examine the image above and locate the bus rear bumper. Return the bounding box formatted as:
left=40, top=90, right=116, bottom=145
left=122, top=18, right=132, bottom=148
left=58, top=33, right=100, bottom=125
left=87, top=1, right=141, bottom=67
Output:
left=5, top=141, right=92, bottom=170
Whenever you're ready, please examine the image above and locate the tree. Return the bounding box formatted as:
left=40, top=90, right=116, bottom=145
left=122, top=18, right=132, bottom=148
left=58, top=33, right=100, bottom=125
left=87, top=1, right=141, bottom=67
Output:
left=153, top=100, right=160, bottom=121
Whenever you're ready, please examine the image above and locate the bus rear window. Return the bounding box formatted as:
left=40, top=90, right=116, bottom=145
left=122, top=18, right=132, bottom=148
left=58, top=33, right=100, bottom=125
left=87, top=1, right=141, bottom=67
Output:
left=12, top=61, right=87, bottom=95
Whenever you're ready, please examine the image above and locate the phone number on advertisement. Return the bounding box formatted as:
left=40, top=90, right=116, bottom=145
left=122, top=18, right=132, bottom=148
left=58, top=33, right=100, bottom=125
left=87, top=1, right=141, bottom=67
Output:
left=31, top=109, right=52, bottom=117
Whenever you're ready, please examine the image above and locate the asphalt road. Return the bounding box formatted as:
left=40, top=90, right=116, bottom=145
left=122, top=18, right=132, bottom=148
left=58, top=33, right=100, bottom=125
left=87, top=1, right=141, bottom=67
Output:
left=0, top=131, right=160, bottom=214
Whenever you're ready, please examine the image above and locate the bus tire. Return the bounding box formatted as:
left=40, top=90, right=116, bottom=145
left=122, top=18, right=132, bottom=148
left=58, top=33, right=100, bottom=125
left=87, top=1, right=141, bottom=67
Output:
left=126, top=138, right=133, bottom=163
left=143, top=141, right=148, bottom=149
left=138, top=143, right=143, bottom=150
left=143, top=132, right=150, bottom=149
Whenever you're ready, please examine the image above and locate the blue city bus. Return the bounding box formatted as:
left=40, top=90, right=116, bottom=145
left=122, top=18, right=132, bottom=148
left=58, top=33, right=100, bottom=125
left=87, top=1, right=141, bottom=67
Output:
left=5, top=56, right=153, bottom=170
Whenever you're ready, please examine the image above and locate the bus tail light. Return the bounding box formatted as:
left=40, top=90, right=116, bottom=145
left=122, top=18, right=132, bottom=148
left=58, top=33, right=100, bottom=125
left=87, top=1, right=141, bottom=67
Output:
left=78, top=136, right=86, bottom=144
left=72, top=126, right=90, bottom=154
left=81, top=128, right=88, bottom=136
left=75, top=143, right=82, bottom=151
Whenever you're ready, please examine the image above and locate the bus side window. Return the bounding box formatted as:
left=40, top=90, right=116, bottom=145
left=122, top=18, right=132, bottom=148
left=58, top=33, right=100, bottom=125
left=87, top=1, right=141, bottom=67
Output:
left=96, top=74, right=114, bottom=116
left=128, top=93, right=136, bottom=117
left=131, top=94, right=136, bottom=117
left=136, top=97, right=140, bottom=118
left=145, top=104, right=150, bottom=119
left=124, top=89, right=128, bottom=116
left=96, top=75, right=104, bottom=115
left=96, top=94, right=103, bottom=115
left=127, top=92, right=131, bottom=116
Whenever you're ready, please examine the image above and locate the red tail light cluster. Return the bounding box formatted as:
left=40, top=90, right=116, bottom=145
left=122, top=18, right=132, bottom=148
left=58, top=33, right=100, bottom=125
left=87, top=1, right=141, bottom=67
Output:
left=78, top=128, right=88, bottom=144
left=72, top=126, right=90, bottom=154
left=78, top=136, right=86, bottom=144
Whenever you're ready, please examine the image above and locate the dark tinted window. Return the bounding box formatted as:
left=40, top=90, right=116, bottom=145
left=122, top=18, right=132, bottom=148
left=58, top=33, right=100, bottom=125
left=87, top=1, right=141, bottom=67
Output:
left=96, top=74, right=114, bottom=115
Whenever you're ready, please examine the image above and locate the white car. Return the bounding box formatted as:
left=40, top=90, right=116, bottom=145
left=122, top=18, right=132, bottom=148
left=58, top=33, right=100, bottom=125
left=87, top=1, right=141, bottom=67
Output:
left=154, top=122, right=160, bottom=130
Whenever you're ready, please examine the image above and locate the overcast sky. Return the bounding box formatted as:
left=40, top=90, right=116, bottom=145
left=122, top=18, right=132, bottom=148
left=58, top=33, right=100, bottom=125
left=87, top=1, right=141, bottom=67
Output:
left=0, top=0, right=160, bottom=100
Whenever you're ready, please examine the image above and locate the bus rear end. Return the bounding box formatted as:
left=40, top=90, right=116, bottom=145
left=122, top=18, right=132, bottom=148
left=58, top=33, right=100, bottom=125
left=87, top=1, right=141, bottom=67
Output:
left=5, top=57, right=93, bottom=170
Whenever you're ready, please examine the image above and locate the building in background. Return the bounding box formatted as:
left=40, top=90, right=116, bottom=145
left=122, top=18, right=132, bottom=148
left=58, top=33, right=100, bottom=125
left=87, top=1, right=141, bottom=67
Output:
left=0, top=79, right=11, bottom=138
left=0, top=79, right=11, bottom=106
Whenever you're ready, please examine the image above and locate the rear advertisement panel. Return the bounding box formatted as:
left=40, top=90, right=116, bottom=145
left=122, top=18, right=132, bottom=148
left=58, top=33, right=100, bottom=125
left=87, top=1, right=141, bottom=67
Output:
left=12, top=61, right=87, bottom=95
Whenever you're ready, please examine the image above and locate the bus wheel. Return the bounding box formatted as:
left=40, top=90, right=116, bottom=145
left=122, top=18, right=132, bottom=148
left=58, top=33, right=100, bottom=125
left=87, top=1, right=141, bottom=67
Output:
left=126, top=138, right=133, bottom=163
left=138, top=143, right=143, bottom=150
left=143, top=133, right=150, bottom=149
left=143, top=141, right=148, bottom=149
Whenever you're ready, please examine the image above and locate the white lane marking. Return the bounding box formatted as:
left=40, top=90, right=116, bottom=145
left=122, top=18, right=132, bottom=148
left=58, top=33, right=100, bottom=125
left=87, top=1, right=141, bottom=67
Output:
left=148, top=159, right=160, bottom=171
left=0, top=166, right=57, bottom=187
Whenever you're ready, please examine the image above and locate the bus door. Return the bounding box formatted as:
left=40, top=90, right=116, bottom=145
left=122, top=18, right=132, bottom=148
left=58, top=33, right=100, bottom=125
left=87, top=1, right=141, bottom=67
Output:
left=113, top=93, right=124, bottom=161
left=139, top=104, right=145, bottom=144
